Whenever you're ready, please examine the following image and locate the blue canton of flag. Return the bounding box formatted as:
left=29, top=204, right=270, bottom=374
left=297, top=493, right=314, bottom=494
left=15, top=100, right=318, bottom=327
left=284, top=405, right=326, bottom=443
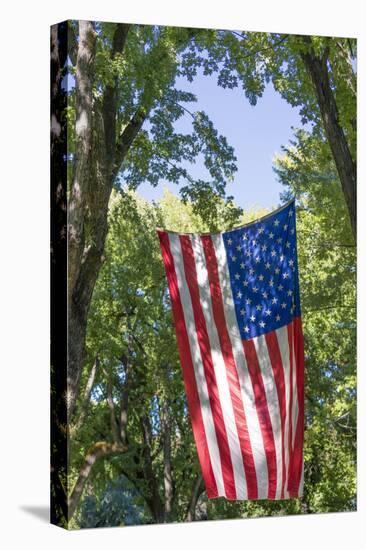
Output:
left=223, top=201, right=301, bottom=340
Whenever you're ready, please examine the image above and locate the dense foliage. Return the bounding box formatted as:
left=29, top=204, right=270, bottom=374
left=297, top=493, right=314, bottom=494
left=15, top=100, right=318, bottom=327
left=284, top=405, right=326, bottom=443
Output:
left=69, top=181, right=356, bottom=527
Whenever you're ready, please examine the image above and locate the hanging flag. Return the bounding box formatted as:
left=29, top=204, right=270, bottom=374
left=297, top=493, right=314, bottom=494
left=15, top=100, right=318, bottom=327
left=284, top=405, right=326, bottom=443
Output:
left=157, top=200, right=304, bottom=501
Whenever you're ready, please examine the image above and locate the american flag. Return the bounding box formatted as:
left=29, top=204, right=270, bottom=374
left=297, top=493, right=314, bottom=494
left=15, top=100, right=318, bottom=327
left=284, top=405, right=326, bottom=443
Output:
left=157, top=200, right=304, bottom=500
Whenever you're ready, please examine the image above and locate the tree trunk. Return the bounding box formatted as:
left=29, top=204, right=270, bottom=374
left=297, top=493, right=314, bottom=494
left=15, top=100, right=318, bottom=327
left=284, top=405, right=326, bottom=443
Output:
left=301, top=37, right=357, bottom=240
left=106, top=369, right=123, bottom=445
left=140, top=415, right=165, bottom=523
left=186, top=475, right=204, bottom=522
left=162, top=401, right=174, bottom=521
left=67, top=21, right=97, bottom=421
left=67, top=23, right=131, bottom=421
left=50, top=21, right=68, bottom=528
left=72, top=356, right=99, bottom=433
left=119, top=356, right=130, bottom=446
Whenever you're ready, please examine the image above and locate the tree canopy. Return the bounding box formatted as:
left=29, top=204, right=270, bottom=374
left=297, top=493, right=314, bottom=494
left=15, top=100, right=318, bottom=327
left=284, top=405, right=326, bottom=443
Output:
left=67, top=178, right=355, bottom=527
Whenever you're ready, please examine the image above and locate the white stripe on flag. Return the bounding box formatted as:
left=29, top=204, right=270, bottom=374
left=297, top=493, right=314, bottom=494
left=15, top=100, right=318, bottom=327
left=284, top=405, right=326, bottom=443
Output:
left=299, top=458, right=304, bottom=497
left=276, top=324, right=291, bottom=498
left=168, top=234, right=225, bottom=496
left=253, top=334, right=283, bottom=499
left=291, top=330, right=299, bottom=450
left=191, top=235, right=248, bottom=499
left=212, top=234, right=269, bottom=499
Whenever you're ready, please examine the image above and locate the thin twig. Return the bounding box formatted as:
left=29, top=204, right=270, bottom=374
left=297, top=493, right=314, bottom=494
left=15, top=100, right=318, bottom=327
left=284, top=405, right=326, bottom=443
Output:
left=216, top=31, right=290, bottom=60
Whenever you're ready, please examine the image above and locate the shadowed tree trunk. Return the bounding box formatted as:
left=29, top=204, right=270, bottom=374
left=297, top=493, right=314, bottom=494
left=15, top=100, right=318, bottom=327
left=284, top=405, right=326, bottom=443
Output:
left=162, top=400, right=174, bottom=521
left=67, top=20, right=97, bottom=422
left=50, top=21, right=68, bottom=528
left=140, top=415, right=165, bottom=523
left=73, top=356, right=99, bottom=433
left=300, top=36, right=357, bottom=240
left=186, top=475, right=204, bottom=522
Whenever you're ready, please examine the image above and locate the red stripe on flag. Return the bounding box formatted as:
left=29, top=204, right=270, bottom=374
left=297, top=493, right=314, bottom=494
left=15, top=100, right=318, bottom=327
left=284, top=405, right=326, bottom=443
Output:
left=265, top=331, right=287, bottom=499
left=289, top=316, right=305, bottom=497
left=180, top=235, right=237, bottom=500
left=242, top=339, right=277, bottom=499
left=287, top=321, right=294, bottom=496
left=202, top=235, right=258, bottom=499
left=157, top=231, right=218, bottom=498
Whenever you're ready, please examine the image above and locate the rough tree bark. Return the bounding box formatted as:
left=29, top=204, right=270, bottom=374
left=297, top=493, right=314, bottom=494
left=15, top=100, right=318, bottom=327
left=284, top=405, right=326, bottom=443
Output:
left=300, top=36, right=357, bottom=241
left=67, top=20, right=97, bottom=422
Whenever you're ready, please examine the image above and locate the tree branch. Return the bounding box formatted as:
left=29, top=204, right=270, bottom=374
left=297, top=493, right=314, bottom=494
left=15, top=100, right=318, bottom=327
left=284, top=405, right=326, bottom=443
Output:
left=102, top=23, right=131, bottom=175
left=67, top=21, right=78, bottom=66
left=104, top=367, right=122, bottom=445
left=119, top=353, right=131, bottom=447
left=186, top=474, right=204, bottom=522
left=112, top=25, right=194, bottom=181
left=68, top=441, right=128, bottom=520
left=217, top=31, right=290, bottom=60
left=73, top=356, right=99, bottom=432
left=112, top=105, right=149, bottom=180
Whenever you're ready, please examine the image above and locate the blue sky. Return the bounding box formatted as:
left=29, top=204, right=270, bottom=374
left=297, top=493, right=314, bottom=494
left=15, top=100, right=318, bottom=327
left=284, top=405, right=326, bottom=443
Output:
left=65, top=54, right=307, bottom=212
left=138, top=69, right=308, bottom=211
